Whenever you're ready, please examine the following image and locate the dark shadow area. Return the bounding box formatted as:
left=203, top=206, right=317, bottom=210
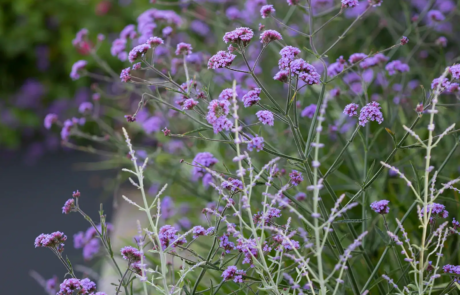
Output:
left=0, top=151, right=114, bottom=294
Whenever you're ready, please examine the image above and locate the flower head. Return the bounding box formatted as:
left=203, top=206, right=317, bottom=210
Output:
left=289, top=170, right=304, bottom=186
left=146, top=36, right=164, bottom=48
left=192, top=152, right=218, bottom=179
left=121, top=246, right=142, bottom=262
left=359, top=101, right=383, bottom=126
left=274, top=70, right=289, bottom=82
left=428, top=10, right=445, bottom=23
left=301, top=104, right=317, bottom=118
left=449, top=64, right=460, bottom=80
left=175, top=42, right=193, bottom=55
left=341, top=0, right=359, bottom=8
left=242, top=88, right=261, bottom=107
left=70, top=60, right=87, bottom=80
left=278, top=46, right=301, bottom=70
left=260, top=5, right=275, bottom=18
left=62, top=199, right=75, bottom=214
left=219, top=88, right=238, bottom=101
left=78, top=102, right=93, bottom=114
left=128, top=44, right=150, bottom=63
left=385, top=60, right=410, bottom=75
left=370, top=200, right=390, bottom=214
left=208, top=51, right=236, bottom=69
left=343, top=103, right=359, bottom=117
left=256, top=110, right=274, bottom=126
left=120, top=67, right=131, bottom=83
left=247, top=136, right=264, bottom=152
left=44, top=114, right=58, bottom=129
left=349, top=53, right=367, bottom=64
left=223, top=27, right=254, bottom=46
left=260, top=30, right=282, bottom=44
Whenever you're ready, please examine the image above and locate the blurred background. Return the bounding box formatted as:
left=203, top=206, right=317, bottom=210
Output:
left=0, top=1, right=142, bottom=292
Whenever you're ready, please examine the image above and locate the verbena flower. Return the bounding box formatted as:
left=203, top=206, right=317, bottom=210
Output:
left=120, top=67, right=131, bottom=83
left=219, top=88, right=238, bottom=101
left=206, top=99, right=233, bottom=133
left=175, top=42, right=193, bottom=55
left=223, top=27, right=254, bottom=46
left=192, top=226, right=206, bottom=239
left=370, top=200, right=390, bottom=214
left=289, top=170, right=304, bottom=186
left=242, top=88, right=261, bottom=107
left=57, top=278, right=97, bottom=295
left=35, top=232, right=67, bottom=251
left=260, top=5, right=275, bottom=18
left=62, top=199, right=75, bottom=214
left=191, top=152, right=218, bottom=179
left=287, top=0, right=300, bottom=5
left=400, top=36, right=409, bottom=45
left=146, top=36, right=164, bottom=48
left=132, top=62, right=142, bottom=70
left=431, top=77, right=450, bottom=91
left=359, top=101, right=383, bottom=126
left=301, top=104, right=317, bottom=118
left=70, top=60, right=87, bottom=80
left=435, top=36, right=448, bottom=47
left=278, top=46, right=301, bottom=70
left=222, top=265, right=246, bottom=283
left=256, top=110, right=274, bottom=126
left=428, top=10, right=445, bottom=23
left=247, top=136, right=264, bottom=152
left=341, top=0, right=359, bottom=8
left=182, top=98, right=198, bottom=110
left=208, top=51, right=236, bottom=69
left=222, top=178, right=243, bottom=192
left=327, top=56, right=347, bottom=77
left=158, top=225, right=186, bottom=250
left=449, top=64, right=460, bottom=80
left=385, top=60, right=410, bottom=75
left=121, top=246, right=142, bottom=262
left=78, top=102, right=93, bottom=114
left=236, top=238, right=259, bottom=267
left=360, top=53, right=388, bottom=69
left=290, top=59, right=320, bottom=84
left=343, top=103, right=359, bottom=117
left=419, top=203, right=449, bottom=223
left=260, top=30, right=282, bottom=44
left=128, top=44, right=150, bottom=63
left=44, top=114, right=58, bottom=129
left=349, top=53, right=367, bottom=64
left=273, top=70, right=289, bottom=82
left=219, top=234, right=235, bottom=253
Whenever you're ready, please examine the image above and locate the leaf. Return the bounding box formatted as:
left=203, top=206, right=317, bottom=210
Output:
left=375, top=227, right=389, bottom=244
left=385, top=127, right=396, bottom=145
left=410, top=161, right=421, bottom=194
left=364, top=160, right=376, bottom=183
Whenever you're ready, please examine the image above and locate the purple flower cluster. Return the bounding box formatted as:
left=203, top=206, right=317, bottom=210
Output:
left=175, top=42, right=193, bottom=55
left=206, top=99, right=233, bottom=133
left=223, top=27, right=254, bottom=46
left=260, top=30, right=282, bottom=44
left=56, top=278, right=99, bottom=295
left=219, top=234, right=235, bottom=253
left=385, top=60, right=410, bottom=75
left=260, top=5, right=275, bottom=18
left=35, top=231, right=67, bottom=251
left=341, top=0, right=359, bottom=8
left=70, top=60, right=87, bottom=80
left=360, top=53, right=388, bottom=69
left=370, top=200, right=390, bottom=214
left=289, top=170, right=304, bottom=186
left=349, top=53, right=367, bottom=64
left=120, top=67, right=131, bottom=83
left=327, top=56, right=347, bottom=77
left=247, top=136, right=264, bottom=152
left=219, top=88, right=238, bottom=101
left=290, top=59, right=321, bottom=84
left=343, top=103, right=359, bottom=117
left=419, top=203, right=449, bottom=222
left=449, top=64, right=460, bottom=80
left=278, top=46, right=301, bottom=70
left=256, top=110, right=274, bottom=126
left=62, top=199, right=75, bottom=214
left=443, top=265, right=460, bottom=282
left=242, top=88, right=261, bottom=107
left=222, top=266, right=246, bottom=283
left=44, top=113, right=58, bottom=129
left=208, top=51, right=236, bottom=69
left=128, top=44, right=150, bottom=63
left=358, top=101, right=383, bottom=126
left=222, top=178, right=244, bottom=192
left=192, top=226, right=206, bottom=239
left=158, top=225, right=187, bottom=250
left=236, top=238, right=259, bottom=267
left=301, top=104, right=317, bottom=118
left=74, top=224, right=112, bottom=260
left=121, top=246, right=143, bottom=262
left=191, top=152, right=218, bottom=179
